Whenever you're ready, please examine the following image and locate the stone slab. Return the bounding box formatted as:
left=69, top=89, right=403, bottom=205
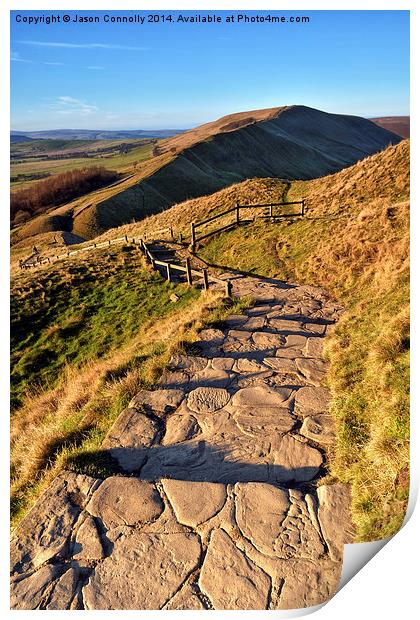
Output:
left=129, top=389, right=184, bottom=413
left=296, top=358, right=327, bottom=386
left=300, top=415, right=335, bottom=445
left=103, top=408, right=158, bottom=473
left=317, top=484, right=354, bottom=561
left=83, top=531, right=201, bottom=609
left=187, top=387, right=231, bottom=414
left=199, top=528, right=271, bottom=610
left=11, top=472, right=99, bottom=575
left=87, top=477, right=163, bottom=530
left=271, top=435, right=323, bottom=482
left=294, top=386, right=331, bottom=416
left=232, top=385, right=292, bottom=408
left=162, top=479, right=227, bottom=527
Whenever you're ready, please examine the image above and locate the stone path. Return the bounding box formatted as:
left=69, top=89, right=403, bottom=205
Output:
left=10, top=272, right=354, bottom=610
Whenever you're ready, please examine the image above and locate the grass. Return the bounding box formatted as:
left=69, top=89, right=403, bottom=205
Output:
left=10, top=141, right=154, bottom=191
left=10, top=244, right=251, bottom=528
left=198, top=141, right=410, bottom=541
left=11, top=245, right=193, bottom=410
left=10, top=140, right=409, bottom=542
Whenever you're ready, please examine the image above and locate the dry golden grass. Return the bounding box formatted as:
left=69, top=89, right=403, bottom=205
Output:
left=11, top=140, right=409, bottom=541
left=197, top=141, right=409, bottom=540
left=93, top=177, right=289, bottom=242
left=156, top=106, right=284, bottom=156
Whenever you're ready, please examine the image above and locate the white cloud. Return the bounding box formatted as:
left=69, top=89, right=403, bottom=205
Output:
left=19, top=40, right=149, bottom=51
left=43, top=61, right=65, bottom=66
left=85, top=65, right=104, bottom=70
left=11, top=51, right=33, bottom=63
left=47, top=96, right=98, bottom=116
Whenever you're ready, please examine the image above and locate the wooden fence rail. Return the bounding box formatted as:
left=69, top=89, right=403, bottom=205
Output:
left=20, top=234, right=233, bottom=297
left=138, top=239, right=232, bottom=297
left=18, top=196, right=305, bottom=300
left=190, top=199, right=305, bottom=250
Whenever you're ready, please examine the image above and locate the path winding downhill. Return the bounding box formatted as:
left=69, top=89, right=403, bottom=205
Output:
left=10, top=268, right=354, bottom=610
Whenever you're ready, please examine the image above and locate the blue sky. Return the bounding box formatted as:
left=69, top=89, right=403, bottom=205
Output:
left=10, top=10, right=409, bottom=131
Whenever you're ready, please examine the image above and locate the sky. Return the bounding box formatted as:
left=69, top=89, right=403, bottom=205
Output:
left=10, top=10, right=410, bottom=131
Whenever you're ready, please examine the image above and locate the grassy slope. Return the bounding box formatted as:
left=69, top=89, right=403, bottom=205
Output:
left=10, top=141, right=409, bottom=540
left=10, top=141, right=154, bottom=192
left=11, top=245, right=250, bottom=527
left=11, top=245, right=188, bottom=410
left=197, top=141, right=409, bottom=541
left=12, top=105, right=399, bottom=245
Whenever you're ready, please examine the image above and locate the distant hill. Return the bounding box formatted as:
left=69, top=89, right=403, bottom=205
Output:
left=370, top=116, right=410, bottom=139
left=12, top=105, right=401, bottom=242
left=10, top=128, right=185, bottom=141
left=10, top=134, right=35, bottom=143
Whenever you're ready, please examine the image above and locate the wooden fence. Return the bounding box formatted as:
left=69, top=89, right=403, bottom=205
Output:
left=19, top=235, right=131, bottom=269
left=19, top=234, right=233, bottom=297
left=190, top=199, right=304, bottom=250
left=18, top=196, right=305, bottom=297
left=138, top=238, right=232, bottom=297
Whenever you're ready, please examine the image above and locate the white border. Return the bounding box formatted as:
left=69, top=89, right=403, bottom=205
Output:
left=2, top=2, right=417, bottom=619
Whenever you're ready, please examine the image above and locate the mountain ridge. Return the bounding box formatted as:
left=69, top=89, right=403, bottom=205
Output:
left=12, top=105, right=402, bottom=243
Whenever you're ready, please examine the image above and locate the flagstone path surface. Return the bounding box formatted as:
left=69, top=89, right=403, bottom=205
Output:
left=10, top=273, right=354, bottom=610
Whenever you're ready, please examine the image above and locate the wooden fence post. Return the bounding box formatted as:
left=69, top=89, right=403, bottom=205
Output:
left=269, top=204, right=273, bottom=218
left=236, top=202, right=240, bottom=225
left=124, top=235, right=128, bottom=243
left=166, top=263, right=172, bottom=282
left=301, top=200, right=305, bottom=216
left=224, top=280, right=233, bottom=298
left=185, top=258, right=192, bottom=285
left=202, top=268, right=209, bottom=291
left=190, top=223, right=196, bottom=253
left=179, top=232, right=183, bottom=243
left=170, top=227, right=174, bottom=241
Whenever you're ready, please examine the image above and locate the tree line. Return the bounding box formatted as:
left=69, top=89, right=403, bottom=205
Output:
left=11, top=166, right=119, bottom=223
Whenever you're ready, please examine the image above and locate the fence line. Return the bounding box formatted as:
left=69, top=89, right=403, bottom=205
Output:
left=190, top=199, right=304, bottom=250
left=18, top=196, right=305, bottom=300
left=137, top=238, right=232, bottom=297
left=20, top=232, right=233, bottom=296
left=19, top=235, right=131, bottom=269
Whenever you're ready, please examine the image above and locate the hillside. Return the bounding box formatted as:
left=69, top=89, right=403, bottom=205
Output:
left=85, top=140, right=409, bottom=541
left=197, top=141, right=410, bottom=541
left=12, top=105, right=401, bottom=245
left=371, top=116, right=410, bottom=138
left=11, top=239, right=250, bottom=524
left=11, top=128, right=184, bottom=140
left=10, top=141, right=409, bottom=545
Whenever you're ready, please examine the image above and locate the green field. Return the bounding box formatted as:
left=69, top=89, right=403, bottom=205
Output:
left=11, top=244, right=196, bottom=410
left=11, top=140, right=155, bottom=191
